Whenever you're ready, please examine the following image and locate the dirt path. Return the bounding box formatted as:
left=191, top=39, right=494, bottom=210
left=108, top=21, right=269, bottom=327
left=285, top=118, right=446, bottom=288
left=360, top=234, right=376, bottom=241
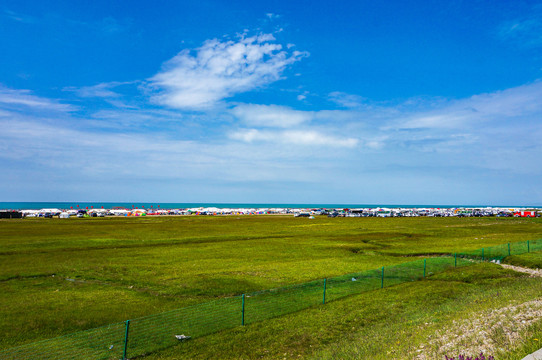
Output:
left=413, top=263, right=542, bottom=359
left=499, top=263, right=542, bottom=278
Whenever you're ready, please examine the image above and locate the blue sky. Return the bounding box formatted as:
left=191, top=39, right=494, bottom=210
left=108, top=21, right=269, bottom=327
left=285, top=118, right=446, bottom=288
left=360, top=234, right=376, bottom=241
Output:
left=1, top=0, right=542, bottom=205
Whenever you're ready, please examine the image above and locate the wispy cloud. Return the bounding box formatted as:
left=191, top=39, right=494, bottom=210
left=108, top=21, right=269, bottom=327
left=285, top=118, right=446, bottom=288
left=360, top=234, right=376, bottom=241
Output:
left=328, top=91, right=367, bottom=108
left=64, top=81, right=141, bottom=108
left=394, top=81, right=542, bottom=130
left=64, top=82, right=130, bottom=99
left=498, top=7, right=542, bottom=47
left=3, top=9, right=35, bottom=23
left=146, top=33, right=308, bottom=110
left=266, top=13, right=281, bottom=20
left=2, top=14, right=542, bottom=204
left=231, top=104, right=313, bottom=128
left=87, top=108, right=187, bottom=130
left=229, top=128, right=358, bottom=147
left=3, top=9, right=130, bottom=39
left=2, top=78, right=542, bottom=203
left=0, top=115, right=337, bottom=187
left=0, top=86, right=76, bottom=112
left=98, top=17, right=128, bottom=34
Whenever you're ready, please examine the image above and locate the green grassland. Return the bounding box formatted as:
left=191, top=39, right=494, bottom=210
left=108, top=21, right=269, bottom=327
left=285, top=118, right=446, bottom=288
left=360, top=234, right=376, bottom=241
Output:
left=1, top=215, right=542, bottom=358
left=148, top=264, right=540, bottom=360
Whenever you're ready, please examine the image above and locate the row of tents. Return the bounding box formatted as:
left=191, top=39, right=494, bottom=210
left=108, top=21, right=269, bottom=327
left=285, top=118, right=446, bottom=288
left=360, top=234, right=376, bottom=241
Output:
left=5, top=206, right=541, bottom=219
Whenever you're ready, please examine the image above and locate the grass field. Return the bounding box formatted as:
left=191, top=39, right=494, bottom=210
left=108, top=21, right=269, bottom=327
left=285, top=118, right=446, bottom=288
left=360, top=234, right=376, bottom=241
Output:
left=1, top=215, right=542, bottom=358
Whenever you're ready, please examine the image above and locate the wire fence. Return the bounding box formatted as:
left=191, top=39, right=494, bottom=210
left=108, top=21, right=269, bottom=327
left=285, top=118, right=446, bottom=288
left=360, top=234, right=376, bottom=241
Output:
left=1, top=238, right=541, bottom=359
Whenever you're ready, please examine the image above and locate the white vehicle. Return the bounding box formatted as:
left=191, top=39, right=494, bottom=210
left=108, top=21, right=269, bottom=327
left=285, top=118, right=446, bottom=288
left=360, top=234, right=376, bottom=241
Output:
left=21, top=210, right=39, bottom=218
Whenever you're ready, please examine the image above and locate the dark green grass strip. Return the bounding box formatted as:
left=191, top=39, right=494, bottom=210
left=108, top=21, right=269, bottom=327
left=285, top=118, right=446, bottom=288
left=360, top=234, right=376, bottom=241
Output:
left=0, top=322, right=125, bottom=360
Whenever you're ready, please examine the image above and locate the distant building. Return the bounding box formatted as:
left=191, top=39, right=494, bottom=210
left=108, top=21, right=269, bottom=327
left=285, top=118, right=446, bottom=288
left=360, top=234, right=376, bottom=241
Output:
left=0, top=210, right=23, bottom=219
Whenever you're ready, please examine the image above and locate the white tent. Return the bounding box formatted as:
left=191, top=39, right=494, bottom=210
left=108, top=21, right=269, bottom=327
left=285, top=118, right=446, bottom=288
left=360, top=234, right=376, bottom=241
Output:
left=21, top=210, right=39, bottom=217
left=39, top=208, right=62, bottom=215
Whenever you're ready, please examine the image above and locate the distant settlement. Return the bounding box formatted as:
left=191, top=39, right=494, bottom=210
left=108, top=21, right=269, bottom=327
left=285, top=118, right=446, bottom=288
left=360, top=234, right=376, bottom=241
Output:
left=0, top=206, right=540, bottom=219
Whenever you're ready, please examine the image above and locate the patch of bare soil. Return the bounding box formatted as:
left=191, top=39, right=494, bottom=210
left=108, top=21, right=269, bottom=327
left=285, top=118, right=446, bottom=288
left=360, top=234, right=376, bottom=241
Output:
left=413, top=264, right=542, bottom=359
left=499, top=264, right=542, bottom=278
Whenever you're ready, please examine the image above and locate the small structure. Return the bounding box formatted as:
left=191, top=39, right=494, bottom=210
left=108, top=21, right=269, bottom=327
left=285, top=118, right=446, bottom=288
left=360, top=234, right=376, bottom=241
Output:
left=0, top=211, right=23, bottom=219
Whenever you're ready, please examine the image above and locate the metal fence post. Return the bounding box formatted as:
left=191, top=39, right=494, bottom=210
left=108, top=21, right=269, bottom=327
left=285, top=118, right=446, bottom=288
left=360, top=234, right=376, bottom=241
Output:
left=528, top=240, right=530, bottom=253
left=381, top=266, right=384, bottom=288
left=454, top=253, right=457, bottom=267
left=241, top=294, right=245, bottom=326
left=123, top=320, right=130, bottom=360
left=323, top=278, right=327, bottom=304
left=423, top=259, right=426, bottom=278
left=508, top=243, right=511, bottom=256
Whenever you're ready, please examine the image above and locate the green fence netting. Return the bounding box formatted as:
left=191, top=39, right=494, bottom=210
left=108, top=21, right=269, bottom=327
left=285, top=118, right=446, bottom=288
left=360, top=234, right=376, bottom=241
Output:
left=245, top=278, right=324, bottom=325
left=326, top=268, right=382, bottom=302
left=1, top=238, right=541, bottom=359
left=0, top=321, right=126, bottom=360
left=127, top=296, right=241, bottom=358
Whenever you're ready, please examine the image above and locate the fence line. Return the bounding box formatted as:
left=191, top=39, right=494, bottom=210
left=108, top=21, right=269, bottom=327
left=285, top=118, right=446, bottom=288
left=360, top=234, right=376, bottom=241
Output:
left=1, top=239, right=541, bottom=359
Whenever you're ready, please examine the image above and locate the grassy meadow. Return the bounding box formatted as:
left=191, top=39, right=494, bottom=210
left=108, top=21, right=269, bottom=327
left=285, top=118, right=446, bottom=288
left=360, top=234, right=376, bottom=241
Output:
left=1, top=215, right=542, bottom=358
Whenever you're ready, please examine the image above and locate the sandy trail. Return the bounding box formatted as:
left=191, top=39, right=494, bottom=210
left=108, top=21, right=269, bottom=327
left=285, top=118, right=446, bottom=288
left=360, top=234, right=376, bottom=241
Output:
left=413, top=263, right=542, bottom=359
left=499, top=264, right=542, bottom=278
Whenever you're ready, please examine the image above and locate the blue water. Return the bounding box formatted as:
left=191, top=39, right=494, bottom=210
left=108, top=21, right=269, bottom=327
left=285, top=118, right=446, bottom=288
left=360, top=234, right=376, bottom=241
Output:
left=0, top=202, right=539, bottom=210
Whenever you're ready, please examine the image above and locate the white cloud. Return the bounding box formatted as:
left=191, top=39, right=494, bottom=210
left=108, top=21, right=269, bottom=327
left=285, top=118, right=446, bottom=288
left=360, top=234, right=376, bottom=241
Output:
left=363, top=136, right=388, bottom=150
left=231, top=104, right=313, bottom=128
left=230, top=128, right=358, bottom=147
left=395, top=81, right=542, bottom=130
left=0, top=86, right=75, bottom=112
left=266, top=13, right=281, bottom=20
left=65, top=82, right=131, bottom=98
left=0, top=109, right=12, bottom=117
left=64, top=81, right=141, bottom=108
left=296, top=90, right=309, bottom=101
left=0, top=115, right=341, bottom=188
left=283, top=130, right=358, bottom=147
left=398, top=112, right=472, bottom=130
left=2, top=78, right=542, bottom=203
left=328, top=91, right=366, bottom=108
left=147, top=33, right=308, bottom=110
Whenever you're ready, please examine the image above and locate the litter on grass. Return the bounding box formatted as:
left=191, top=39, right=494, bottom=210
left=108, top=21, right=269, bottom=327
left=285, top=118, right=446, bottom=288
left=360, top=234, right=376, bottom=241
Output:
left=175, top=335, right=191, bottom=341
